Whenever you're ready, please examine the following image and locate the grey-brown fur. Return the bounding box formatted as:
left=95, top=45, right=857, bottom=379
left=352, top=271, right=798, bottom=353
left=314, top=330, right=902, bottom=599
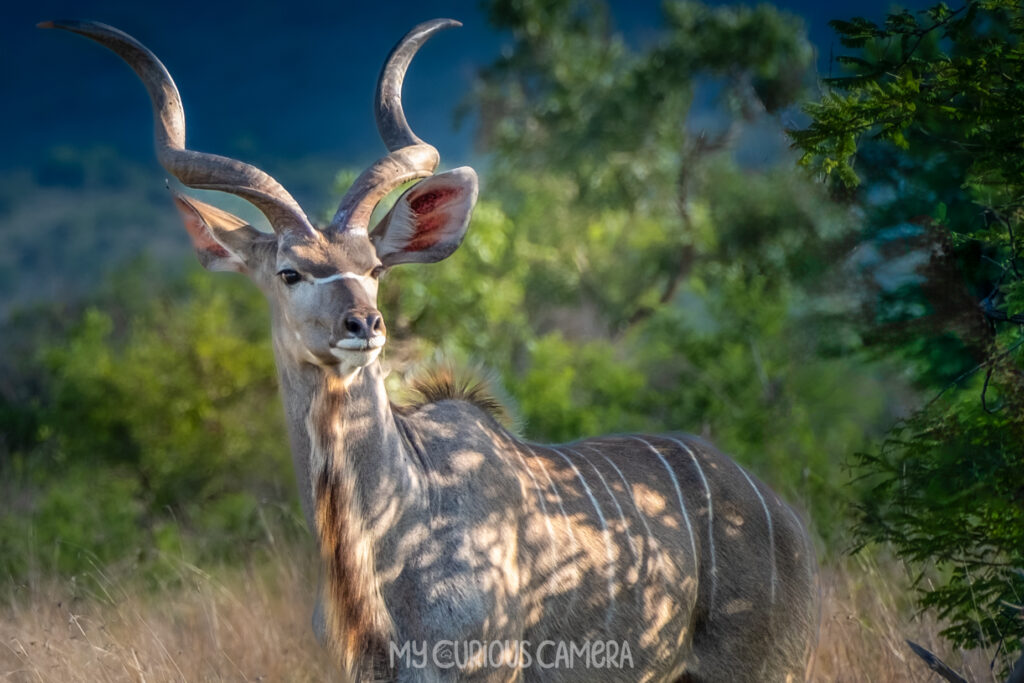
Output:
left=299, top=362, right=817, bottom=681
left=45, top=17, right=820, bottom=683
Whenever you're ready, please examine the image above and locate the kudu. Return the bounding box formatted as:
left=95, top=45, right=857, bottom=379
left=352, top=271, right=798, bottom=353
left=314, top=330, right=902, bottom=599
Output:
left=43, top=18, right=819, bottom=682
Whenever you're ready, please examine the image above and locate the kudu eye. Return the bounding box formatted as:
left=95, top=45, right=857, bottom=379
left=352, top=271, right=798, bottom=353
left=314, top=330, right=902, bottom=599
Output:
left=277, top=269, right=302, bottom=286
left=370, top=264, right=386, bottom=280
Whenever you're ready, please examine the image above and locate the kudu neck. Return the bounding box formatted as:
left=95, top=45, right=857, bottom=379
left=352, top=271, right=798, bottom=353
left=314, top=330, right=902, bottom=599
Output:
left=273, top=347, right=424, bottom=534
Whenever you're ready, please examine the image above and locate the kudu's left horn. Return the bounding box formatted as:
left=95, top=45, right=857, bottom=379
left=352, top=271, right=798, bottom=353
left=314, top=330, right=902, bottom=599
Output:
left=329, top=18, right=460, bottom=234
left=39, top=20, right=315, bottom=236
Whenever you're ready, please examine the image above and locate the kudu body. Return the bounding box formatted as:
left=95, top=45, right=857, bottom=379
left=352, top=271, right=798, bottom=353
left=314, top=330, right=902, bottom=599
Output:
left=44, top=19, right=818, bottom=682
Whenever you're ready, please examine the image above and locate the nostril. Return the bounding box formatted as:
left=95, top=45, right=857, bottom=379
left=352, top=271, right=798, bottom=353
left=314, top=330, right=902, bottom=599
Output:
left=343, top=316, right=366, bottom=337
left=341, top=311, right=385, bottom=341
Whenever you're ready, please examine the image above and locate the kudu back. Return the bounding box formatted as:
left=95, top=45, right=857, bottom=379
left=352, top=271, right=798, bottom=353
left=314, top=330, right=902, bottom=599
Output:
left=43, top=18, right=819, bottom=682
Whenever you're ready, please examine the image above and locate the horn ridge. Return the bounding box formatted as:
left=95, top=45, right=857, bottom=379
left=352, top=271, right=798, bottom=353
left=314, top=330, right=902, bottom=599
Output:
left=375, top=18, right=461, bottom=150
left=331, top=18, right=460, bottom=233
left=41, top=20, right=314, bottom=235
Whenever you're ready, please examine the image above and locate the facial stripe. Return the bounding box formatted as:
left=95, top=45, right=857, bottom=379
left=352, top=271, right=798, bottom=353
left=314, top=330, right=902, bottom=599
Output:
left=663, top=437, right=717, bottom=609
left=310, top=272, right=374, bottom=285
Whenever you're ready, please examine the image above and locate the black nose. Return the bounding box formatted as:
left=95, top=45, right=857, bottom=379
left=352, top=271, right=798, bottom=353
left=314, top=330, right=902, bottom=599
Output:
left=342, top=311, right=386, bottom=339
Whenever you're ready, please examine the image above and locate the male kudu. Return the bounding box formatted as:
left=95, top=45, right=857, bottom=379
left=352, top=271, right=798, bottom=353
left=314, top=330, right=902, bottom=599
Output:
left=43, top=18, right=818, bottom=682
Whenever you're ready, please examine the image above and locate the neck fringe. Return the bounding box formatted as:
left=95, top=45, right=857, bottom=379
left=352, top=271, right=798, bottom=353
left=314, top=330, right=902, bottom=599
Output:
left=308, top=374, right=394, bottom=678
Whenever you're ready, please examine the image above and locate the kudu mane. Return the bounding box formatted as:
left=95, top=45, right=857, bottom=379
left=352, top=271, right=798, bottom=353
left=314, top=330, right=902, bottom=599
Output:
left=396, top=365, right=518, bottom=431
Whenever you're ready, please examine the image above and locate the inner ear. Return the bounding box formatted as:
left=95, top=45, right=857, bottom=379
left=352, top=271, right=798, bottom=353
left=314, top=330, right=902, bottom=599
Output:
left=173, top=192, right=268, bottom=274
left=370, top=167, right=478, bottom=266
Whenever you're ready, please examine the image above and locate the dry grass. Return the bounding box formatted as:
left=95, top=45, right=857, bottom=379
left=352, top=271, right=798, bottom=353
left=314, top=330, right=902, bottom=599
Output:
left=0, top=546, right=1001, bottom=682
left=811, top=553, right=997, bottom=683
left=0, top=546, right=336, bottom=682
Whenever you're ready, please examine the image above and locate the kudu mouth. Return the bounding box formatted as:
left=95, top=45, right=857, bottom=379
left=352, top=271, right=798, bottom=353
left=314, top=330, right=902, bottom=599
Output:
left=327, top=335, right=385, bottom=372
left=329, top=308, right=387, bottom=366
left=333, top=336, right=386, bottom=352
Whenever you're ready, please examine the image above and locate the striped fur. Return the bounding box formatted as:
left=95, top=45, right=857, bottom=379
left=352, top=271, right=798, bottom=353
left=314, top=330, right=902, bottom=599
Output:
left=299, top=369, right=819, bottom=681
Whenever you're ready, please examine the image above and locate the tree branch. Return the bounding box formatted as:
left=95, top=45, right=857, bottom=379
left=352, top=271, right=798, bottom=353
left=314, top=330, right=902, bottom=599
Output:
left=906, top=640, right=968, bottom=683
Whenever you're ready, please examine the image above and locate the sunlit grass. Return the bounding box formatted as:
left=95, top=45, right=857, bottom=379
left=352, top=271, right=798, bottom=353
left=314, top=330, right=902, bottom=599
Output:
left=0, top=541, right=335, bottom=682
left=0, top=543, right=996, bottom=682
left=811, top=554, right=994, bottom=683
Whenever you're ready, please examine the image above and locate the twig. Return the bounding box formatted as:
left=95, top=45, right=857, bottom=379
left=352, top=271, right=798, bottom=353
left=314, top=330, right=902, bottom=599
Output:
left=993, top=211, right=1023, bottom=280
left=906, top=640, right=968, bottom=683
left=893, top=6, right=967, bottom=73
left=927, top=335, right=1024, bottom=407
left=981, top=364, right=1000, bottom=414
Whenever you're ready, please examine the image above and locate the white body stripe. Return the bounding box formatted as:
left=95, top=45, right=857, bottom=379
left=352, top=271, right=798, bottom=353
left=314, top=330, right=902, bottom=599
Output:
left=734, top=464, right=777, bottom=603
left=632, top=437, right=698, bottom=572
left=528, top=445, right=582, bottom=609
left=590, top=448, right=659, bottom=565
left=664, top=437, right=717, bottom=608
left=528, top=445, right=577, bottom=552
left=513, top=450, right=559, bottom=549
left=553, top=447, right=617, bottom=619
left=571, top=447, right=638, bottom=563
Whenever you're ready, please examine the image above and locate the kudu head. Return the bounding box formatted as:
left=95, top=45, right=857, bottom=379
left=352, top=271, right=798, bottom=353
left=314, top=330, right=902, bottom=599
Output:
left=42, top=19, right=478, bottom=373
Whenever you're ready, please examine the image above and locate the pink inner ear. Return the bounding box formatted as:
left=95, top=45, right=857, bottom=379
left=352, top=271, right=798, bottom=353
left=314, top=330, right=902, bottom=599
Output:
left=182, top=212, right=231, bottom=258
left=402, top=184, right=462, bottom=252
left=409, top=187, right=458, bottom=214
left=405, top=212, right=450, bottom=251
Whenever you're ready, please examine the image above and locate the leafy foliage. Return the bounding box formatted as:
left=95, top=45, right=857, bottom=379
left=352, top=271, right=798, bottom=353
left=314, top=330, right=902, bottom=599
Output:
left=859, top=385, right=1024, bottom=650
left=0, top=147, right=187, bottom=319
left=0, top=272, right=297, bottom=581
left=473, top=0, right=813, bottom=208
left=791, top=0, right=1024, bottom=660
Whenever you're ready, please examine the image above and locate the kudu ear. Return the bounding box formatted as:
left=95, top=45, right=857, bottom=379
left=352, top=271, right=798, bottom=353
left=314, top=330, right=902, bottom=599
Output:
left=370, top=167, right=478, bottom=266
left=172, top=193, right=268, bottom=274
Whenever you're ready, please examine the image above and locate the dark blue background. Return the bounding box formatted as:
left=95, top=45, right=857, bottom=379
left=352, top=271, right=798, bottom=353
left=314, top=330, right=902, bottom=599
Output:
left=4, top=1, right=928, bottom=173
